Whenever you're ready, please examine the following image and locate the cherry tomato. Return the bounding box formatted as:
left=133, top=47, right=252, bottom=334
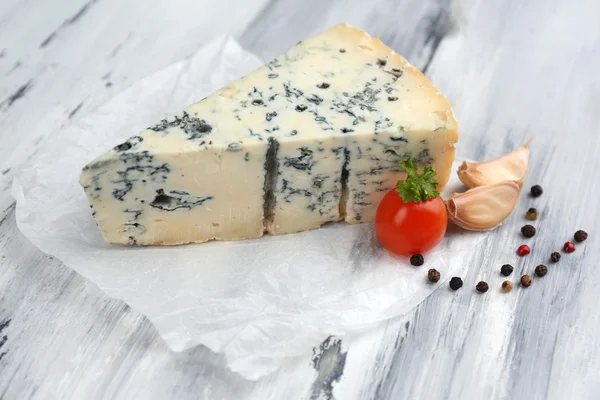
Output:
left=375, top=188, right=448, bottom=256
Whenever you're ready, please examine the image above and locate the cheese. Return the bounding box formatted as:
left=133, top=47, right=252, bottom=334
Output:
left=79, top=23, right=459, bottom=246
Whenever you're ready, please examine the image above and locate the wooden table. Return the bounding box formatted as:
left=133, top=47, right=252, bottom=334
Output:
left=1, top=0, right=599, bottom=398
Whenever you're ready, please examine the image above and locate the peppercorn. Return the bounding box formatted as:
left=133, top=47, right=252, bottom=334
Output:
left=525, top=207, right=539, bottom=221
left=574, top=230, right=588, bottom=243
left=476, top=281, right=489, bottom=293
left=517, top=244, right=531, bottom=256
left=563, top=241, right=576, bottom=253
left=520, top=275, right=532, bottom=287
left=535, top=264, right=548, bottom=277
left=521, top=224, right=536, bottom=238
left=500, top=264, right=514, bottom=276
left=551, top=252, right=561, bottom=263
left=410, top=253, right=424, bottom=266
left=501, top=280, right=513, bottom=293
left=449, top=277, right=463, bottom=290
left=428, top=269, right=440, bottom=283
left=531, top=185, right=543, bottom=197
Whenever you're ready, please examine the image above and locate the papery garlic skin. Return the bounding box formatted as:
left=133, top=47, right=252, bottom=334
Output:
left=457, top=140, right=531, bottom=188
left=446, top=181, right=521, bottom=231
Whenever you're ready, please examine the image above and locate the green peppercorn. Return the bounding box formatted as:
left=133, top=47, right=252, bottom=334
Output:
left=551, top=252, right=561, bottom=263
left=531, top=185, right=543, bottom=197
left=574, top=230, right=588, bottom=243
left=535, top=264, right=548, bottom=277
left=521, top=224, right=536, bottom=238
left=449, top=277, right=463, bottom=290
left=500, top=264, right=514, bottom=276
left=521, top=275, right=532, bottom=287
left=501, top=280, right=513, bottom=293
left=476, top=281, right=489, bottom=293
left=428, top=269, right=440, bottom=283
left=525, top=208, right=539, bottom=221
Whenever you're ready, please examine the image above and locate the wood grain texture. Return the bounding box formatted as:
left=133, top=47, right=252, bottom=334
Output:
left=2, top=0, right=600, bottom=399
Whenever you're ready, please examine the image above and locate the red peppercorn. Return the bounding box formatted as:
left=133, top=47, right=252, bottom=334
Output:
left=517, top=244, right=531, bottom=256
left=563, top=241, right=576, bottom=253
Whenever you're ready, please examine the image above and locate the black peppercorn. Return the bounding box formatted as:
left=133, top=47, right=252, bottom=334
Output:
left=521, top=224, right=536, bottom=238
left=410, top=254, right=424, bottom=266
left=520, top=275, right=532, bottom=287
left=525, top=207, right=539, bottom=221
left=531, top=185, right=543, bottom=197
left=449, top=277, right=463, bottom=290
left=574, top=230, right=588, bottom=243
left=476, top=281, right=489, bottom=293
left=428, top=269, right=440, bottom=283
left=551, top=252, right=561, bottom=262
left=500, top=264, right=514, bottom=276
left=501, top=280, right=513, bottom=293
left=535, top=264, right=548, bottom=277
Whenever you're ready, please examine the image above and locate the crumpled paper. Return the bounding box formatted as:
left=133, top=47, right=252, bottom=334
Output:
left=11, top=35, right=488, bottom=380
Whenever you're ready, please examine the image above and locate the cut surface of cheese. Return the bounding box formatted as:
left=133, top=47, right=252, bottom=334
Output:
left=79, top=23, right=459, bottom=246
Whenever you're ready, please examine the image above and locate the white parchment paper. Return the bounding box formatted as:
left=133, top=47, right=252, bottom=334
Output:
left=11, top=36, right=488, bottom=380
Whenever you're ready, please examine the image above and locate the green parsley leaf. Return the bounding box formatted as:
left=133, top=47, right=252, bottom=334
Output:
left=396, top=158, right=440, bottom=202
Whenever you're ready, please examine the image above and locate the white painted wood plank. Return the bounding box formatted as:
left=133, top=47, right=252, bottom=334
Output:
left=339, top=0, right=600, bottom=399
left=0, top=1, right=271, bottom=399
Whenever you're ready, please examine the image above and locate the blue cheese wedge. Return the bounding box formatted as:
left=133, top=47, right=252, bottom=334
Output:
left=80, top=23, right=459, bottom=246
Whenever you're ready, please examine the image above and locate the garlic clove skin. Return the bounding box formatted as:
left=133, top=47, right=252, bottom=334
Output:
left=457, top=139, right=531, bottom=188
left=446, top=180, right=521, bottom=231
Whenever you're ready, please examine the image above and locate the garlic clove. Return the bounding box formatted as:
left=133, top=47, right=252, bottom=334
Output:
left=457, top=138, right=532, bottom=188
left=446, top=180, right=521, bottom=231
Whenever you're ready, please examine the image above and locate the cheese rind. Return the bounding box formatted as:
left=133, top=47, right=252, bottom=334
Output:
left=79, top=23, right=459, bottom=246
